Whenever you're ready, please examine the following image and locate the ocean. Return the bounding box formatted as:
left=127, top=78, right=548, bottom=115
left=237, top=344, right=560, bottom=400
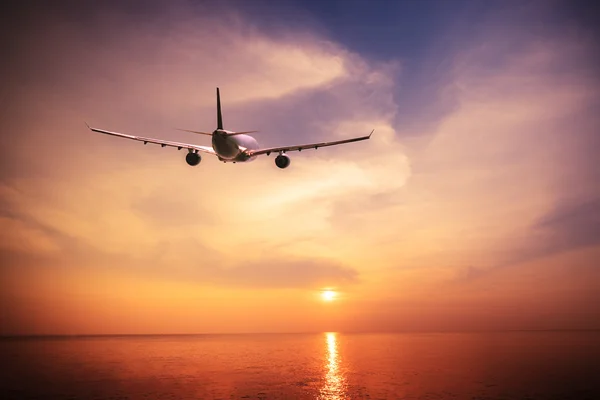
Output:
left=1, top=331, right=599, bottom=399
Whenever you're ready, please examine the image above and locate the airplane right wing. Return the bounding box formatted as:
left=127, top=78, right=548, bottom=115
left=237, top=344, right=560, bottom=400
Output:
left=248, top=129, right=374, bottom=156
left=86, top=124, right=217, bottom=155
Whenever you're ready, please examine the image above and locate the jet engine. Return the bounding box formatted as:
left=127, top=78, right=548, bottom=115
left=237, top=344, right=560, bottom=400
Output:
left=275, top=154, right=291, bottom=169
left=186, top=152, right=201, bottom=166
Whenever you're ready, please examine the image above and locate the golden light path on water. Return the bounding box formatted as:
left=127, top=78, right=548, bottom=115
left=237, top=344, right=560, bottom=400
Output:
left=319, top=332, right=348, bottom=399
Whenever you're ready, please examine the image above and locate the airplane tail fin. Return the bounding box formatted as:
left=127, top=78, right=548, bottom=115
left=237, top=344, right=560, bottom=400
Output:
left=217, top=87, right=223, bottom=130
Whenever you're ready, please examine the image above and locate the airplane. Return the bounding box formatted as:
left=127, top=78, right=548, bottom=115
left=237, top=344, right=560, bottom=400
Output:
left=86, top=87, right=374, bottom=169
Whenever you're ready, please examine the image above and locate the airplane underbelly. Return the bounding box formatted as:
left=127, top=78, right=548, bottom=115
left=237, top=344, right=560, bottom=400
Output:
left=212, top=136, right=239, bottom=159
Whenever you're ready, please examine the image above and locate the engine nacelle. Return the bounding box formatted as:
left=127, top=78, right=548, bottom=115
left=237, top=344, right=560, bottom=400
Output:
left=275, top=153, right=291, bottom=169
left=186, top=152, right=201, bottom=166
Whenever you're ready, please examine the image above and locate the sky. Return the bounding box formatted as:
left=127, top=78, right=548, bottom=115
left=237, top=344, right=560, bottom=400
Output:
left=1, top=0, right=599, bottom=335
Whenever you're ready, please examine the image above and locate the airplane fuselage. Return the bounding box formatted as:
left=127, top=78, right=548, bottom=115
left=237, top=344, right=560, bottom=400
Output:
left=211, top=129, right=260, bottom=162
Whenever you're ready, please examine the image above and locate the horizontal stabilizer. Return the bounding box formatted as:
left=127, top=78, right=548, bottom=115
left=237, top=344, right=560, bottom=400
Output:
left=227, top=130, right=259, bottom=136
left=176, top=128, right=213, bottom=136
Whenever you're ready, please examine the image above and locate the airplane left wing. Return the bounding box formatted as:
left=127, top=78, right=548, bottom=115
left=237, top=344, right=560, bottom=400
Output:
left=248, top=129, right=374, bottom=156
left=86, top=124, right=216, bottom=155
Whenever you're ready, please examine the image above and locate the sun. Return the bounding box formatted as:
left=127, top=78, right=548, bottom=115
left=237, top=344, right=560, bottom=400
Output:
left=321, top=290, right=337, bottom=302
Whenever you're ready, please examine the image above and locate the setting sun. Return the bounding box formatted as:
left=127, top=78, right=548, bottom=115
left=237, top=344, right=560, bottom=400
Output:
left=321, top=290, right=337, bottom=302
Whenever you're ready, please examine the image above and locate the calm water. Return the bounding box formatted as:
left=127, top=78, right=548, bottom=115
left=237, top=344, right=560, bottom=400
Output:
left=1, top=331, right=599, bottom=399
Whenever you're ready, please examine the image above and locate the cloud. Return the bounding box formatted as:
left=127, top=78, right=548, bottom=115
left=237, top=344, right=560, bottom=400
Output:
left=386, top=18, right=600, bottom=271
left=0, top=216, right=61, bottom=256
left=222, top=259, right=358, bottom=289
left=528, top=197, right=600, bottom=257
left=450, top=197, right=600, bottom=284
left=0, top=173, right=360, bottom=286
left=0, top=241, right=358, bottom=293
left=10, top=1, right=347, bottom=110
left=131, top=185, right=217, bottom=228
left=0, top=0, right=411, bottom=288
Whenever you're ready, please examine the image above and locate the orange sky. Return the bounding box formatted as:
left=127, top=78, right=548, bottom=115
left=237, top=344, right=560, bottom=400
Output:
left=1, top=1, right=599, bottom=334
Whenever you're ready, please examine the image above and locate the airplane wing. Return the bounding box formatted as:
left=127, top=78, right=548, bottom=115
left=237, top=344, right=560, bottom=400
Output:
left=86, top=124, right=216, bottom=155
left=248, top=129, right=374, bottom=156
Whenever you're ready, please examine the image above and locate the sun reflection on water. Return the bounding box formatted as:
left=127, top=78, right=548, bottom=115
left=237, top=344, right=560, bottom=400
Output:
left=319, top=332, right=347, bottom=399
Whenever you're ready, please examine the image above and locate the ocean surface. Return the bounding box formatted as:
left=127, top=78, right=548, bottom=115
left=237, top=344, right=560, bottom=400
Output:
left=1, top=331, right=599, bottom=399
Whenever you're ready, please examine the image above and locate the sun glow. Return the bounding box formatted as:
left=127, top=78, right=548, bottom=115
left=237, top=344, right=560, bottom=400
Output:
left=321, top=290, right=337, bottom=302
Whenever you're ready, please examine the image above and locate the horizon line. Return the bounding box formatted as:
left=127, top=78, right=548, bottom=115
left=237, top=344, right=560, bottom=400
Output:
left=2, top=328, right=599, bottom=339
